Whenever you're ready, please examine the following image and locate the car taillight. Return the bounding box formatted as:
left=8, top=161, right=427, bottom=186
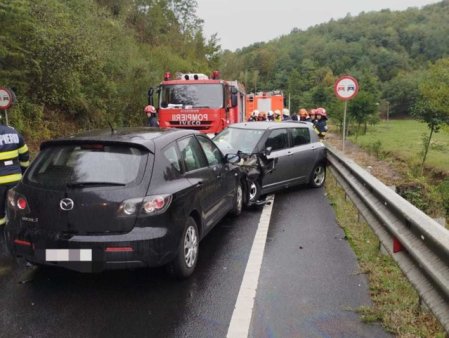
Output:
left=118, top=195, right=172, bottom=217
left=121, top=200, right=138, bottom=215
left=7, top=189, right=30, bottom=212
left=142, top=195, right=172, bottom=215
left=17, top=198, right=27, bottom=210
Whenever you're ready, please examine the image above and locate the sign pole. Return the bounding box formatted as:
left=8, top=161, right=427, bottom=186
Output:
left=342, top=101, right=347, bottom=153
left=4, top=109, right=9, bottom=126
left=334, top=75, right=359, bottom=154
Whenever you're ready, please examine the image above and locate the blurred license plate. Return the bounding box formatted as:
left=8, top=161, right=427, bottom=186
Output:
left=45, top=249, right=92, bottom=262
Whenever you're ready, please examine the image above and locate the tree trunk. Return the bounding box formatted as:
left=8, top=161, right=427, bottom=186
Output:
left=421, top=124, right=435, bottom=175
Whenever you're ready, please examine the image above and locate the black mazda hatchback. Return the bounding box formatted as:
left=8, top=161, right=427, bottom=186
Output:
left=5, top=127, right=243, bottom=278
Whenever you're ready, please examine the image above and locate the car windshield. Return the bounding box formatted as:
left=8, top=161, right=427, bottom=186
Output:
left=26, top=144, right=148, bottom=189
left=213, top=128, right=265, bottom=154
left=160, top=84, right=223, bottom=108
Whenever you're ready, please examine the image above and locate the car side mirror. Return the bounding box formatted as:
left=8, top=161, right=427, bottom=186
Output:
left=264, top=147, right=272, bottom=156
left=147, top=87, right=154, bottom=106
left=231, top=93, right=238, bottom=108
left=225, top=153, right=240, bottom=164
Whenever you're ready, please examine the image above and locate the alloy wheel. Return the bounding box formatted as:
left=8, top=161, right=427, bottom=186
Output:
left=184, top=225, right=198, bottom=268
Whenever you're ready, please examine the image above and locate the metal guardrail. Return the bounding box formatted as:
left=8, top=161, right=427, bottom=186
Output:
left=326, top=145, right=449, bottom=333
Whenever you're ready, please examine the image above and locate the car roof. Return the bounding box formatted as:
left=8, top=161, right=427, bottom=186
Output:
left=40, top=127, right=199, bottom=153
left=228, top=121, right=312, bottom=130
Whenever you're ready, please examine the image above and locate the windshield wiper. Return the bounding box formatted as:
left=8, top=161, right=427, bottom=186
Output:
left=67, top=182, right=126, bottom=188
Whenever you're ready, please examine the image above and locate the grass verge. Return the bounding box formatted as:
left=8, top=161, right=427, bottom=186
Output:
left=349, top=120, right=449, bottom=174
left=325, top=172, right=446, bottom=337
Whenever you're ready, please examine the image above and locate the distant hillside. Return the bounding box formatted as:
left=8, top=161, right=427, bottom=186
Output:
left=220, top=0, right=449, bottom=118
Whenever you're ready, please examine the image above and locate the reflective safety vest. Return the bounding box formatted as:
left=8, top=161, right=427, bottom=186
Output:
left=0, top=124, right=30, bottom=184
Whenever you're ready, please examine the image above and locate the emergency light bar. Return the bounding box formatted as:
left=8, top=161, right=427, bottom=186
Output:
left=175, top=73, right=209, bottom=80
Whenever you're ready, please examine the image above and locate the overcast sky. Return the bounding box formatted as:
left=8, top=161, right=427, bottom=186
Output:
left=196, top=0, right=441, bottom=51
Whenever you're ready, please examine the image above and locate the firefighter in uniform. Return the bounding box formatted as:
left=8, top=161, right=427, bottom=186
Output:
left=0, top=123, right=30, bottom=226
left=145, top=105, right=159, bottom=127
left=314, top=107, right=328, bottom=139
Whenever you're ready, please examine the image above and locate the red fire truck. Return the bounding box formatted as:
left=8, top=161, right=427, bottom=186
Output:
left=245, top=91, right=284, bottom=120
left=148, top=71, right=246, bottom=135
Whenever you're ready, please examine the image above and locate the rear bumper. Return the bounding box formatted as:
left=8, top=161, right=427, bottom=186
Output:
left=5, top=225, right=180, bottom=273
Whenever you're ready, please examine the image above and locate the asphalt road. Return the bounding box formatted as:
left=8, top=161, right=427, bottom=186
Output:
left=0, top=186, right=390, bottom=338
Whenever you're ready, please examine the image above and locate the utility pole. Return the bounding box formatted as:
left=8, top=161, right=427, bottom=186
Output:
left=386, top=101, right=390, bottom=121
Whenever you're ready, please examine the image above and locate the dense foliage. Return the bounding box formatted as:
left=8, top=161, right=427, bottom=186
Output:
left=2, top=0, right=449, bottom=145
left=0, top=0, right=219, bottom=145
left=220, top=1, right=449, bottom=132
left=413, top=57, right=449, bottom=169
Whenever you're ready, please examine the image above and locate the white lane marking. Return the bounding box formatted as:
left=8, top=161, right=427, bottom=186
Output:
left=227, top=195, right=275, bottom=338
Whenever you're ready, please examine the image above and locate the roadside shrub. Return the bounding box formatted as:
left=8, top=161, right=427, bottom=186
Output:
left=438, top=179, right=449, bottom=217
left=363, top=140, right=390, bottom=159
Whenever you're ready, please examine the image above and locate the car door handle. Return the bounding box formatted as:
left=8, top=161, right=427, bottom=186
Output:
left=287, top=151, right=293, bottom=156
left=196, top=182, right=203, bottom=188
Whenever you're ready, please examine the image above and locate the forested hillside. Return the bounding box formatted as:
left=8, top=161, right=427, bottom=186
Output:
left=0, top=0, right=218, bottom=145
left=2, top=0, right=449, bottom=146
left=220, top=0, right=449, bottom=128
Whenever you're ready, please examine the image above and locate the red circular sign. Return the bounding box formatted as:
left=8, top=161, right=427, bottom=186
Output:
left=334, top=76, right=359, bottom=101
left=0, top=87, right=13, bottom=110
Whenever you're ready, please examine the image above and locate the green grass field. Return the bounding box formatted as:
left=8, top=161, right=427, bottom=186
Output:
left=349, top=120, right=449, bottom=174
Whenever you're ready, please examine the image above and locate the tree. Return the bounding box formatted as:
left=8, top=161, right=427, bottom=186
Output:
left=383, top=71, right=423, bottom=117
left=343, top=71, right=380, bottom=136
left=413, top=58, right=449, bottom=172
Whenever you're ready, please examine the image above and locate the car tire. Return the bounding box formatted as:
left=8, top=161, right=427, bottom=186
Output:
left=168, top=217, right=199, bottom=279
left=230, top=182, right=243, bottom=216
left=247, top=180, right=261, bottom=204
left=308, top=163, right=326, bottom=188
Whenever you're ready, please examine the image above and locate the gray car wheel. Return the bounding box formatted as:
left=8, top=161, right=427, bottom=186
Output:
left=309, top=163, right=326, bottom=188
left=248, top=181, right=261, bottom=203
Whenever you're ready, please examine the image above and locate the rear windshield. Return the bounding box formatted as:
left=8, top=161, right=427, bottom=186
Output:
left=26, top=144, right=148, bottom=189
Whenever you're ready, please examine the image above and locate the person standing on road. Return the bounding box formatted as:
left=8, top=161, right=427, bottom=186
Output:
left=314, top=107, right=328, bottom=139
left=309, top=109, right=317, bottom=125
left=145, top=105, right=159, bottom=127
left=274, top=110, right=282, bottom=122
left=299, top=108, right=310, bottom=122
left=282, top=108, right=291, bottom=121
left=0, top=121, right=30, bottom=226
left=248, top=110, right=259, bottom=122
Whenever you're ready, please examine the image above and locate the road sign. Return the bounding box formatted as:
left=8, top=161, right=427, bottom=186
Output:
left=334, top=76, right=359, bottom=101
left=0, top=87, right=13, bottom=110
left=334, top=75, right=359, bottom=153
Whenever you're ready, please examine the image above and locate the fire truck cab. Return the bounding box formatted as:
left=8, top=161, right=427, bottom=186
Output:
left=149, top=72, right=246, bottom=135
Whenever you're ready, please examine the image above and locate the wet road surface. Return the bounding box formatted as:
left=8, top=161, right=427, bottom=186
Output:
left=0, top=186, right=389, bottom=338
left=250, top=187, right=389, bottom=337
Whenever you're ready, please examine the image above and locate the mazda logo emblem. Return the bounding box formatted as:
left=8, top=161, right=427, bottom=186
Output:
left=60, top=198, right=74, bottom=211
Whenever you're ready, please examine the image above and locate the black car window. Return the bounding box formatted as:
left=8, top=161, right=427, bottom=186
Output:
left=163, top=143, right=181, bottom=172
left=178, top=136, right=207, bottom=171
left=26, top=144, right=147, bottom=188
left=197, top=136, right=223, bottom=166
left=265, top=129, right=288, bottom=151
left=291, top=127, right=310, bottom=146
